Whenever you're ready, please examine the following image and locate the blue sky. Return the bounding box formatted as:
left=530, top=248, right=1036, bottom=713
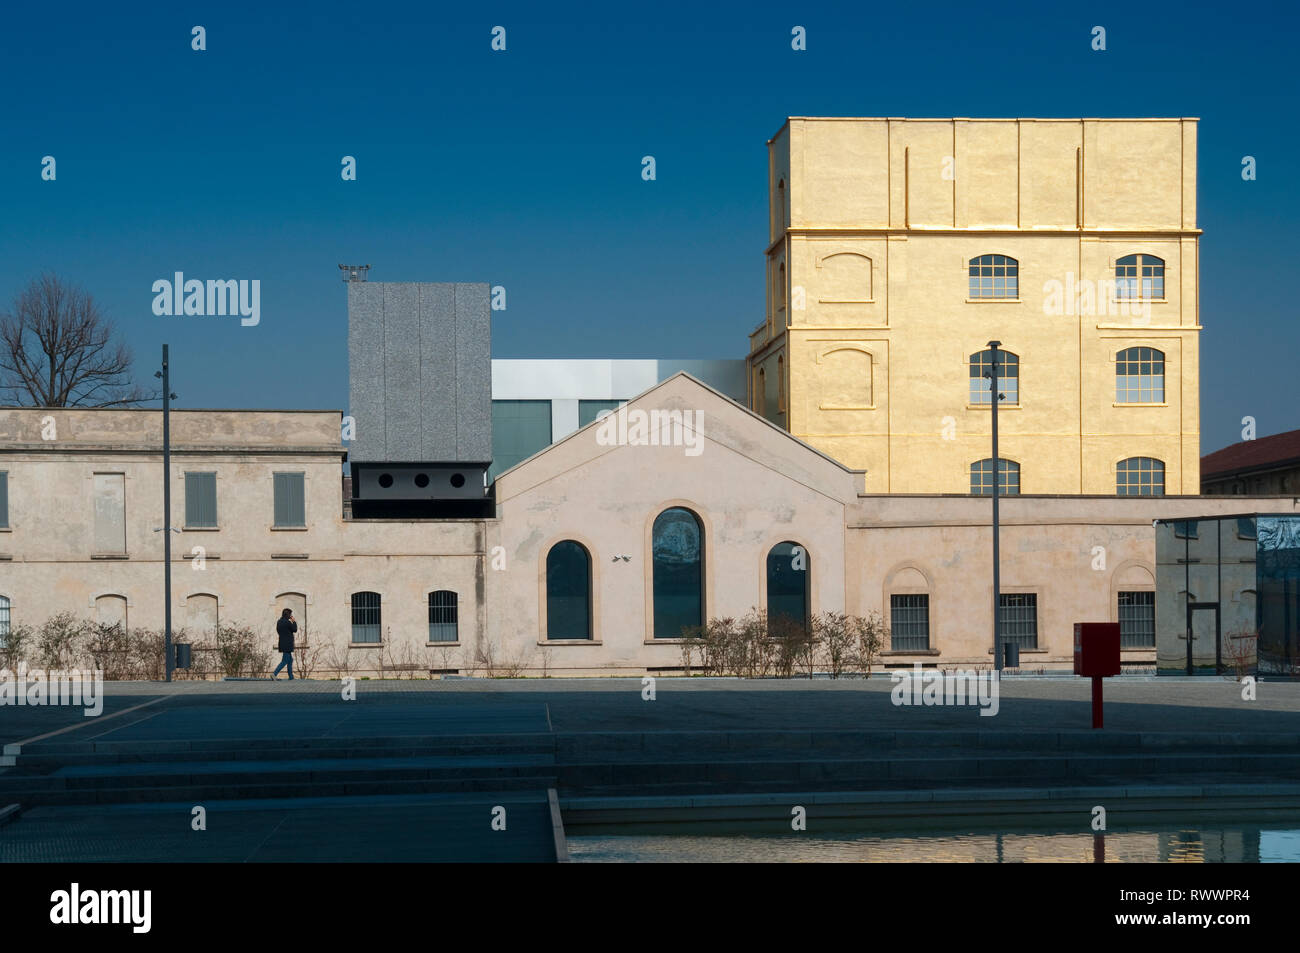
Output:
left=0, top=0, right=1295, bottom=454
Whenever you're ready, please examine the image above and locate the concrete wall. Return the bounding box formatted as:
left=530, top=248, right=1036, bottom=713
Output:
left=2, top=387, right=1292, bottom=678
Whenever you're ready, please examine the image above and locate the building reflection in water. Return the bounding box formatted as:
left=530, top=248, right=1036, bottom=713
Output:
left=570, top=824, right=1298, bottom=863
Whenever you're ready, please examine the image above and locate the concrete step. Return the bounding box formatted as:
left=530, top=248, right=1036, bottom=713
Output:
left=3, top=774, right=560, bottom=807
left=21, top=732, right=556, bottom=760
left=16, top=740, right=556, bottom=768
left=554, top=729, right=1300, bottom=760
left=0, top=753, right=557, bottom=794
left=555, top=750, right=1300, bottom=793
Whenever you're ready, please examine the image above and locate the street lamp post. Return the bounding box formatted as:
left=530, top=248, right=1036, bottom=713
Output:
left=988, top=340, right=1003, bottom=672
left=154, top=346, right=178, bottom=682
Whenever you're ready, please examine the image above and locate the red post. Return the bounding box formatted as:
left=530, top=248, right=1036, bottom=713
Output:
left=1091, top=675, right=1104, bottom=729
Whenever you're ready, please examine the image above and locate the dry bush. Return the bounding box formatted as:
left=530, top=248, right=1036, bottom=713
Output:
left=0, top=622, right=34, bottom=670
left=36, top=612, right=86, bottom=669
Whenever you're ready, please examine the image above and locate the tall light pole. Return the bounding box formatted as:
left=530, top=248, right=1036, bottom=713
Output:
left=154, top=346, right=178, bottom=682
left=988, top=340, right=1003, bottom=672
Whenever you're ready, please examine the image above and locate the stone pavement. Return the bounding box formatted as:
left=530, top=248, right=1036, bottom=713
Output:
left=0, top=676, right=1296, bottom=861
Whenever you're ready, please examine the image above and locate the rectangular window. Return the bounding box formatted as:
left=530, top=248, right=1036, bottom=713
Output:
left=428, top=591, right=459, bottom=643
left=93, top=473, right=126, bottom=554
left=578, top=400, right=623, bottom=428
left=273, top=472, right=306, bottom=528
left=0, top=471, right=8, bottom=528
left=890, top=594, right=930, bottom=651
left=998, top=593, right=1038, bottom=650
left=184, top=472, right=218, bottom=528
left=490, top=400, right=552, bottom=480
left=1117, top=591, right=1155, bottom=648
left=351, top=592, right=382, bottom=644
left=0, top=596, right=10, bottom=648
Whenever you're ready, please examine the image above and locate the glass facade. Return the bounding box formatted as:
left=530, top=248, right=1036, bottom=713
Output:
left=766, top=541, right=809, bottom=629
left=1155, top=514, right=1300, bottom=675
left=546, top=541, right=592, bottom=640
left=652, top=508, right=703, bottom=639
left=491, top=400, right=552, bottom=480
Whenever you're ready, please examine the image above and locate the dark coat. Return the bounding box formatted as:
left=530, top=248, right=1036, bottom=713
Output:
left=276, top=617, right=297, bottom=653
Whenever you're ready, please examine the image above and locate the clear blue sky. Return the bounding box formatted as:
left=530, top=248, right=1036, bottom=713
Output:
left=1, top=0, right=1295, bottom=454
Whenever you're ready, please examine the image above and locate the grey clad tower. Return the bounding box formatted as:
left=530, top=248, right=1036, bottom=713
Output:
left=348, top=280, right=492, bottom=517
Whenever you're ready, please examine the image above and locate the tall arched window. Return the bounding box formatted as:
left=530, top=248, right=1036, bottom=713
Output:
left=1115, top=347, right=1165, bottom=403
left=777, top=355, right=786, bottom=413
left=1117, top=457, right=1165, bottom=496
left=1115, top=254, right=1165, bottom=299
left=971, top=458, right=1020, bottom=496
left=428, top=590, right=458, bottom=642
left=776, top=179, right=785, bottom=230
left=351, top=591, right=381, bottom=643
left=767, top=542, right=809, bottom=630
left=652, top=508, right=704, bottom=639
left=968, top=255, right=1019, bottom=298
left=756, top=367, right=767, bottom=416
left=969, top=349, right=1019, bottom=405
left=546, top=542, right=592, bottom=640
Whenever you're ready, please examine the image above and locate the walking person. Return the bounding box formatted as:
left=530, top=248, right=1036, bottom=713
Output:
left=272, top=608, right=297, bottom=680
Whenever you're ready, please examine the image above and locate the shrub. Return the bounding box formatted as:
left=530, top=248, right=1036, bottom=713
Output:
left=0, top=623, right=34, bottom=670
left=36, top=612, right=86, bottom=669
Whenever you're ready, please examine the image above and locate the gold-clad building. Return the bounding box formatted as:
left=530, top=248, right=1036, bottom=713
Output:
left=749, top=117, right=1201, bottom=495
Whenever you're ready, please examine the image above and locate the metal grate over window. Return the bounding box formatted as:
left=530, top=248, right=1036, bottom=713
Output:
left=351, top=591, right=381, bottom=644
left=428, top=590, right=459, bottom=643
left=998, top=593, right=1038, bottom=650
left=1118, top=591, right=1155, bottom=648
left=890, top=594, right=930, bottom=651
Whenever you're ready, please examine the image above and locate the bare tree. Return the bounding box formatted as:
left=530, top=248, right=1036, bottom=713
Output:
left=0, top=273, right=147, bottom=407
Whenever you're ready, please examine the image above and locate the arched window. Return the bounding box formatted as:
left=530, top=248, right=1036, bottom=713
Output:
left=776, top=179, right=785, bottom=230
left=428, top=590, right=458, bottom=643
left=756, top=367, right=766, bottom=415
left=351, top=591, right=381, bottom=643
left=1115, top=347, right=1165, bottom=403
left=970, top=458, right=1020, bottom=496
left=969, top=349, right=1019, bottom=405
left=777, top=355, right=786, bottom=413
left=1115, top=254, right=1165, bottom=299
left=546, top=542, right=592, bottom=640
left=94, top=594, right=128, bottom=632
left=185, top=593, right=219, bottom=641
left=0, top=595, right=10, bottom=647
left=968, top=255, right=1018, bottom=299
left=777, top=262, right=786, bottom=313
left=1117, top=457, right=1165, bottom=496
left=652, top=508, right=704, bottom=639
left=766, top=542, right=809, bottom=630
